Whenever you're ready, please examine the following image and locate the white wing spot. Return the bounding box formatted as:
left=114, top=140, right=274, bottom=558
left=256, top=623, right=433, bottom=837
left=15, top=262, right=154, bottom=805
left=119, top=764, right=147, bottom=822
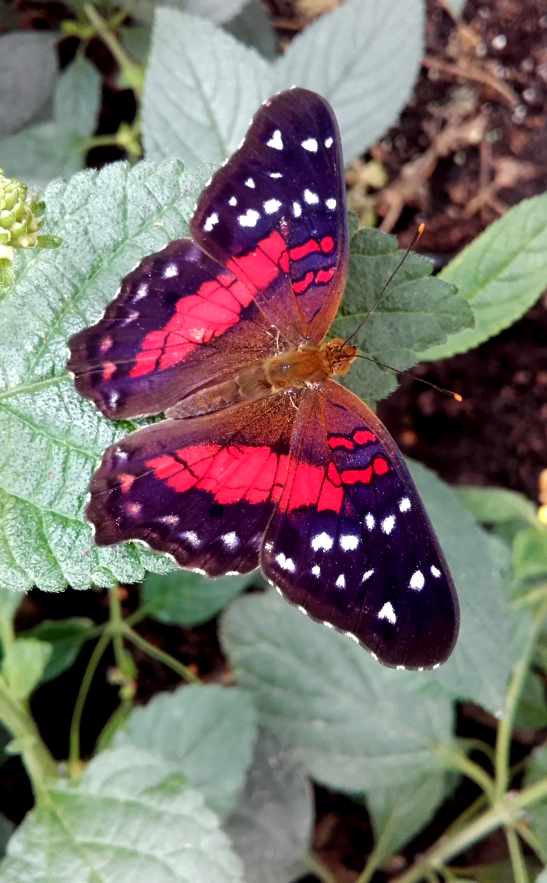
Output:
left=163, top=263, right=178, bottom=278
left=122, top=310, right=139, bottom=325
left=431, top=565, right=441, bottom=578
left=134, top=282, right=148, bottom=300
left=325, top=136, right=333, bottom=148
left=433, top=663, right=440, bottom=670
left=362, top=569, right=374, bottom=582
left=238, top=209, right=260, bottom=227
left=292, top=201, right=302, bottom=217
left=382, top=515, right=395, bottom=535
left=365, top=513, right=375, bottom=531
left=335, top=574, right=346, bottom=588
left=340, top=535, right=359, bottom=551
left=181, top=530, right=200, bottom=547
left=399, top=497, right=411, bottom=512
left=160, top=515, right=179, bottom=526
left=245, top=177, right=255, bottom=188
left=371, top=652, right=378, bottom=660
left=301, top=137, right=318, bottom=152
left=311, top=532, right=333, bottom=552
left=347, top=633, right=360, bottom=644
left=326, top=198, right=337, bottom=210
left=275, top=586, right=283, bottom=595
left=203, top=212, right=219, bottom=232
left=311, top=565, right=321, bottom=577
left=304, top=189, right=319, bottom=204
left=378, top=602, right=397, bottom=624
left=410, top=570, right=425, bottom=591
left=222, top=532, right=239, bottom=549
left=269, top=172, right=282, bottom=178
left=267, top=129, right=283, bottom=150
left=397, top=665, right=406, bottom=670
left=298, top=605, right=308, bottom=616
left=108, top=391, right=120, bottom=408
left=323, top=621, right=333, bottom=629
left=276, top=552, right=295, bottom=572
left=126, top=502, right=141, bottom=517
left=264, top=198, right=282, bottom=214
left=228, top=196, right=237, bottom=206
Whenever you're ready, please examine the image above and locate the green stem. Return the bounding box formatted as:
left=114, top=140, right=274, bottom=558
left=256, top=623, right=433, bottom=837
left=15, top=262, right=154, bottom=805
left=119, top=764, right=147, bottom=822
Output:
left=121, top=625, right=201, bottom=685
left=68, top=628, right=112, bottom=776
left=84, top=4, right=144, bottom=98
left=494, top=594, right=547, bottom=800
left=435, top=743, right=495, bottom=801
left=108, top=586, right=126, bottom=671
left=392, top=776, right=547, bottom=883
left=304, top=853, right=339, bottom=883
left=506, top=827, right=529, bottom=883
left=0, top=673, right=57, bottom=797
left=515, top=820, right=547, bottom=866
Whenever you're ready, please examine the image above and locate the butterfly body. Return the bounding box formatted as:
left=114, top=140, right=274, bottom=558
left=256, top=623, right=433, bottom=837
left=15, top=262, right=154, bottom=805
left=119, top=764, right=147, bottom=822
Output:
left=68, top=88, right=459, bottom=670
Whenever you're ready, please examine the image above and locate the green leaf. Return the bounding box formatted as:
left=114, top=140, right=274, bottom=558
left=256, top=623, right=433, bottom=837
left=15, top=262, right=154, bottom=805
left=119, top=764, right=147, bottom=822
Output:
left=142, top=9, right=273, bottom=164
left=514, top=671, right=547, bottom=730
left=274, top=0, right=425, bottom=164
left=513, top=528, right=547, bottom=581
left=0, top=814, right=13, bottom=860
left=119, top=25, right=152, bottom=63
left=1, top=637, right=52, bottom=701
left=525, top=744, right=547, bottom=847
left=143, top=569, right=255, bottom=626
left=335, top=228, right=473, bottom=407
left=22, top=617, right=93, bottom=683
left=0, top=123, right=88, bottom=189
left=221, top=590, right=454, bottom=794
left=455, top=486, right=538, bottom=527
left=367, top=771, right=447, bottom=863
left=538, top=868, right=547, bottom=883
left=0, top=260, right=14, bottom=295
left=440, top=0, right=468, bottom=17
left=407, top=461, right=514, bottom=715
left=224, top=729, right=313, bottom=883
left=112, top=684, right=257, bottom=817
left=53, top=57, right=101, bottom=139
left=0, top=746, right=244, bottom=883
left=0, top=32, right=58, bottom=140
left=224, top=0, right=278, bottom=60
left=421, top=192, right=547, bottom=359
left=186, top=0, right=251, bottom=23
left=0, top=586, right=23, bottom=629
left=0, top=160, right=212, bottom=591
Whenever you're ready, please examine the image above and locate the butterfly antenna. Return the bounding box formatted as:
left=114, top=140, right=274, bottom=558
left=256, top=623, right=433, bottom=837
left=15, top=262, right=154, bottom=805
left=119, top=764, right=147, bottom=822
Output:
left=343, top=223, right=425, bottom=347
left=354, top=352, right=463, bottom=402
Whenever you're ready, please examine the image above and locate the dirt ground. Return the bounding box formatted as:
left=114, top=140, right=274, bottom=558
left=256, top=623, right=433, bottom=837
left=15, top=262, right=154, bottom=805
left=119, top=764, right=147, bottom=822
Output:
left=2, top=0, right=547, bottom=879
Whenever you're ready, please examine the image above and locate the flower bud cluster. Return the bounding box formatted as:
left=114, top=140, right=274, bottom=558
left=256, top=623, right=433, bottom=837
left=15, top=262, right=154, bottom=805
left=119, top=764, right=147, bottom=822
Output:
left=0, top=169, right=45, bottom=251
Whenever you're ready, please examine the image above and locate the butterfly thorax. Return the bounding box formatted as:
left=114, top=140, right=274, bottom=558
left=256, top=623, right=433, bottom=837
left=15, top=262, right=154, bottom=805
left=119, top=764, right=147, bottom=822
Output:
left=167, top=338, right=357, bottom=419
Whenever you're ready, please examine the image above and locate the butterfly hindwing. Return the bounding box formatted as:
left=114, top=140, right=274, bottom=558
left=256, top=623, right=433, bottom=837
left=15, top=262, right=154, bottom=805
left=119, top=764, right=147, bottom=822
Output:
left=261, top=381, right=459, bottom=670
left=192, top=88, right=348, bottom=344
left=86, top=394, right=301, bottom=576
left=68, top=240, right=283, bottom=419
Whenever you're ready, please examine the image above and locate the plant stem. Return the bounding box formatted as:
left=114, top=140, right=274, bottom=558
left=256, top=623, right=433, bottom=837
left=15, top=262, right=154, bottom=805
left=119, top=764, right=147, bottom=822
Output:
left=515, top=820, right=547, bottom=866
left=68, top=628, right=111, bottom=777
left=305, top=853, right=339, bottom=883
left=391, top=776, right=547, bottom=883
left=0, top=673, right=57, bottom=797
left=506, top=827, right=529, bottom=883
left=84, top=4, right=144, bottom=97
left=121, top=624, right=201, bottom=684
left=108, top=585, right=126, bottom=671
left=494, top=594, right=547, bottom=800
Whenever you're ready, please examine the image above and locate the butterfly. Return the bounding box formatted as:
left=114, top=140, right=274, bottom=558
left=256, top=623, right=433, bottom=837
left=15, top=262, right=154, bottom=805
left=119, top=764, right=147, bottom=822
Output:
left=68, top=87, right=459, bottom=670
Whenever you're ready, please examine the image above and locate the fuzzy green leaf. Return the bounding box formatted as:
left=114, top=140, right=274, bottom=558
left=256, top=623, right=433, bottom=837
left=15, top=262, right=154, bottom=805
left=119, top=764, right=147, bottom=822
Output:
left=274, top=0, right=425, bottom=164
left=0, top=261, right=14, bottom=295
left=142, top=570, right=255, bottom=626
left=513, top=528, right=547, bottom=581
left=1, top=637, right=52, bottom=701
left=113, top=684, right=258, bottom=817
left=0, top=123, right=87, bottom=189
left=335, top=228, right=473, bottom=407
left=53, top=57, right=101, bottom=139
left=525, top=745, right=547, bottom=847
left=515, top=671, right=547, bottom=731
left=421, top=192, right=547, bottom=360
left=142, top=9, right=273, bottom=164
left=224, top=0, right=278, bottom=60
left=0, top=32, right=58, bottom=141
left=455, top=486, right=538, bottom=527
left=0, top=160, right=212, bottom=592
left=221, top=589, right=454, bottom=794
left=0, top=746, right=244, bottom=883
left=224, top=729, right=313, bottom=883
left=23, top=617, right=94, bottom=683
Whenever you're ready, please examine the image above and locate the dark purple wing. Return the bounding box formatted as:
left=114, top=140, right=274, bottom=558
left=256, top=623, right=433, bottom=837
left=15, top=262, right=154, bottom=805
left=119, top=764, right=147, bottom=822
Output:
left=261, top=382, right=459, bottom=670
left=67, top=240, right=282, bottom=419
left=191, top=87, right=348, bottom=345
left=85, top=393, right=300, bottom=576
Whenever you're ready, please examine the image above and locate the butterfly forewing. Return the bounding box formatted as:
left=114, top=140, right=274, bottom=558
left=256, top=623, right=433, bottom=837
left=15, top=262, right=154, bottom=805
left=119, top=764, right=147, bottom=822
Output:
left=261, top=382, right=459, bottom=669
left=68, top=240, right=283, bottom=419
left=191, top=88, right=348, bottom=344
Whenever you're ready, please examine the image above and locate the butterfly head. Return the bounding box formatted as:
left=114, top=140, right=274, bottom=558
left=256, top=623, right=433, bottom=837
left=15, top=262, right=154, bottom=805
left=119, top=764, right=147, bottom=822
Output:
left=322, top=338, right=358, bottom=377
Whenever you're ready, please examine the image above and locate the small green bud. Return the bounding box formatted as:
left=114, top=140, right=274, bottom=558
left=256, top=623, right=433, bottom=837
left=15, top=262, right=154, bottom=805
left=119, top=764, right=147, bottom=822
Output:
left=0, top=170, right=61, bottom=254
